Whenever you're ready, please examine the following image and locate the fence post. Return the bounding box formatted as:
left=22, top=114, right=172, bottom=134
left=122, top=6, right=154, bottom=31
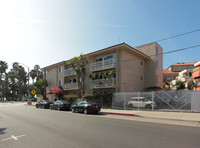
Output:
left=138, top=92, right=139, bottom=110
left=152, top=91, right=154, bottom=111
left=123, top=93, right=125, bottom=110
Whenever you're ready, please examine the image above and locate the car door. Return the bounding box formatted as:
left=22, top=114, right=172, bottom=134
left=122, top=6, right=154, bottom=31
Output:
left=54, top=101, right=59, bottom=109
left=39, top=101, right=43, bottom=108
left=76, top=102, right=83, bottom=112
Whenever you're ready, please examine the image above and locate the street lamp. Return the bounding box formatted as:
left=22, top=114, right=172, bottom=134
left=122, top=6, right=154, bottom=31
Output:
left=17, top=63, right=30, bottom=103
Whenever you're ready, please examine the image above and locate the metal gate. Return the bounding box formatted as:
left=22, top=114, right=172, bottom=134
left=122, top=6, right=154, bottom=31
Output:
left=112, top=91, right=200, bottom=112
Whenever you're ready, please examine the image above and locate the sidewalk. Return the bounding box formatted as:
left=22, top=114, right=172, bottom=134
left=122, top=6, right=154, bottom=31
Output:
left=101, top=109, right=200, bottom=122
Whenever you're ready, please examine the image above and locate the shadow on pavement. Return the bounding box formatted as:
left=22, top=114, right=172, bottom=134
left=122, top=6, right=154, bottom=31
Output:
left=0, top=128, right=7, bottom=135
left=86, top=112, right=109, bottom=116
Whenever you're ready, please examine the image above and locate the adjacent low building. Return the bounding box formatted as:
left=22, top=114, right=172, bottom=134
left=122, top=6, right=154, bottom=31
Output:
left=163, top=62, right=196, bottom=82
left=192, top=62, right=200, bottom=90
left=42, top=42, right=163, bottom=101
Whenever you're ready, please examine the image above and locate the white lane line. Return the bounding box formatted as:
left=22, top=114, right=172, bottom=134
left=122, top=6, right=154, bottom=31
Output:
left=11, top=135, right=18, bottom=140
left=1, top=134, right=26, bottom=142
left=16, top=135, right=26, bottom=138
left=1, top=137, right=12, bottom=141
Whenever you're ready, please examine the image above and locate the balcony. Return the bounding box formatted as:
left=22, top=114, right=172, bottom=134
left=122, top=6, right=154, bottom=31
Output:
left=63, top=83, right=78, bottom=90
left=90, top=78, right=116, bottom=89
left=91, top=59, right=116, bottom=71
left=64, top=69, right=76, bottom=76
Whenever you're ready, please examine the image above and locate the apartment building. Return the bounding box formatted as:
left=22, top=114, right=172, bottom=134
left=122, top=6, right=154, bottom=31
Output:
left=163, top=62, right=196, bottom=82
left=42, top=42, right=163, bottom=99
left=192, top=61, right=200, bottom=90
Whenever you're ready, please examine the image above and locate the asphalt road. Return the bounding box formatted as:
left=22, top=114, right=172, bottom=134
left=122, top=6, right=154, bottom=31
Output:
left=1, top=103, right=200, bottom=148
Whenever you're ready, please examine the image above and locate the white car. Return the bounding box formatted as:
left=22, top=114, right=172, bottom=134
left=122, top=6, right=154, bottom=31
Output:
left=128, top=97, right=157, bottom=109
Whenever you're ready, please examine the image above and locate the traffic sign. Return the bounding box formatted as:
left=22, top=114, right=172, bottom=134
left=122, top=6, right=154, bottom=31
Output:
left=31, top=89, right=36, bottom=95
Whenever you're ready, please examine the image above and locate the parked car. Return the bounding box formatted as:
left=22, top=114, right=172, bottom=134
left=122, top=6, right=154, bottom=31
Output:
left=23, top=97, right=37, bottom=102
left=71, top=101, right=101, bottom=114
left=36, top=100, right=53, bottom=109
left=50, top=100, right=71, bottom=111
left=127, top=97, right=157, bottom=109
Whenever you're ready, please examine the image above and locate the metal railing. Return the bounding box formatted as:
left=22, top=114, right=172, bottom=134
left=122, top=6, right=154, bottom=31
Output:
left=90, top=78, right=116, bottom=89
left=91, top=59, right=116, bottom=71
left=63, top=83, right=78, bottom=90
left=64, top=69, right=76, bottom=76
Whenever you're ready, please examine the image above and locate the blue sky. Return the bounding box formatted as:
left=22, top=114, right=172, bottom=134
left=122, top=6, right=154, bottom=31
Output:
left=0, top=0, right=200, bottom=70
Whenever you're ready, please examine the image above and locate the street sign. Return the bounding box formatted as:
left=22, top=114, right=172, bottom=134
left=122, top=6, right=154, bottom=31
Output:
left=31, top=89, right=36, bottom=95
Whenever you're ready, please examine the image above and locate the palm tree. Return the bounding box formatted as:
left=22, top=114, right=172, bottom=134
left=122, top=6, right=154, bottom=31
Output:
left=29, top=69, right=37, bottom=84
left=0, top=61, right=8, bottom=97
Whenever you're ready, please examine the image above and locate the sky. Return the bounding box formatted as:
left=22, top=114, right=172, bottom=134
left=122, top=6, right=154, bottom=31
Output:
left=0, top=0, right=200, bottom=71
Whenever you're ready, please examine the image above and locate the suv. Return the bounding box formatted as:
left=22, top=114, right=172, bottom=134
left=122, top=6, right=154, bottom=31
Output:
left=128, top=97, right=156, bottom=109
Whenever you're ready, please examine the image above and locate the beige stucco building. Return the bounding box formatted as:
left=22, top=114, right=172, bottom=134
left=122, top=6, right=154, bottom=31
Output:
left=42, top=42, right=163, bottom=99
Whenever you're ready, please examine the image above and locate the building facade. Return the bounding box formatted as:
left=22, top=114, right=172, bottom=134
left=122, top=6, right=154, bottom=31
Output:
left=192, top=62, right=200, bottom=90
left=163, top=62, right=196, bottom=82
left=42, top=42, right=163, bottom=100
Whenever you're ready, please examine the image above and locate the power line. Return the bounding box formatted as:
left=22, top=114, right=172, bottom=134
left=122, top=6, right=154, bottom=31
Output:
left=135, top=28, right=200, bottom=47
left=155, top=28, right=200, bottom=42
left=121, top=44, right=200, bottom=63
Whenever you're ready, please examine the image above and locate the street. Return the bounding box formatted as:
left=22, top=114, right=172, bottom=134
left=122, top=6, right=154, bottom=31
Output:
left=0, top=103, right=200, bottom=148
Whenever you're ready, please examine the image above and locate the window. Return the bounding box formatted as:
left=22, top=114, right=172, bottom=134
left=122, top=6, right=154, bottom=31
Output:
left=104, top=55, right=113, bottom=60
left=59, top=80, right=62, bottom=86
left=96, top=58, right=102, bottom=62
left=166, top=76, right=172, bottom=81
left=59, top=66, right=63, bottom=72
left=156, top=46, right=158, bottom=55
left=141, top=61, right=143, bottom=66
left=141, top=76, right=143, bottom=80
left=156, top=60, right=158, bottom=69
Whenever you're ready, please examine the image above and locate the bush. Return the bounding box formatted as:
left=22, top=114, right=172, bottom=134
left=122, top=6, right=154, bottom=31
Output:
left=84, top=92, right=113, bottom=108
left=64, top=94, right=78, bottom=105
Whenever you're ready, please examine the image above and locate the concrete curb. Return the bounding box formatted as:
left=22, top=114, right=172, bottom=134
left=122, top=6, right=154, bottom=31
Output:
left=108, top=112, right=134, bottom=116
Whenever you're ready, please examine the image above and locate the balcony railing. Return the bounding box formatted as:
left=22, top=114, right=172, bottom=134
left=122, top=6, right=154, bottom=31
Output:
left=63, top=83, right=78, bottom=90
left=90, top=78, right=116, bottom=89
left=64, top=68, right=76, bottom=76
left=91, top=59, right=116, bottom=71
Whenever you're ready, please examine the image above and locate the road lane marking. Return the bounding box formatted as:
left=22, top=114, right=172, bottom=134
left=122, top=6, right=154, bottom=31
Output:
left=1, top=134, right=26, bottom=142
left=11, top=135, right=18, bottom=140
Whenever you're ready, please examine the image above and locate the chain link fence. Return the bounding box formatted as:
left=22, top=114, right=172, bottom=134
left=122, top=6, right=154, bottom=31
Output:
left=112, top=91, right=200, bottom=112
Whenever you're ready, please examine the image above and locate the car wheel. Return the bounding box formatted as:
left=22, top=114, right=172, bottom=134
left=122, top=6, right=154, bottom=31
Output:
left=72, top=108, right=75, bottom=113
left=145, top=104, right=152, bottom=109
left=128, top=104, right=134, bottom=108
left=36, top=105, right=38, bottom=108
left=84, top=109, right=88, bottom=114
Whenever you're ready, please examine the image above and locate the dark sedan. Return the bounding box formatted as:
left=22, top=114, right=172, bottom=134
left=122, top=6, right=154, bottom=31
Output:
left=71, top=101, right=101, bottom=114
left=36, top=100, right=52, bottom=109
left=50, top=100, right=71, bottom=111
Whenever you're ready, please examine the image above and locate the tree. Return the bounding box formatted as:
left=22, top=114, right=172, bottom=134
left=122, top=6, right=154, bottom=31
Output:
left=67, top=54, right=88, bottom=98
left=34, top=78, right=48, bottom=99
left=55, top=86, right=64, bottom=100
left=163, top=81, right=170, bottom=90
left=187, top=81, right=197, bottom=90
left=176, top=81, right=185, bottom=90
left=0, top=60, right=8, bottom=97
left=29, top=69, right=37, bottom=84
left=34, top=65, right=43, bottom=82
left=10, top=62, right=27, bottom=98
